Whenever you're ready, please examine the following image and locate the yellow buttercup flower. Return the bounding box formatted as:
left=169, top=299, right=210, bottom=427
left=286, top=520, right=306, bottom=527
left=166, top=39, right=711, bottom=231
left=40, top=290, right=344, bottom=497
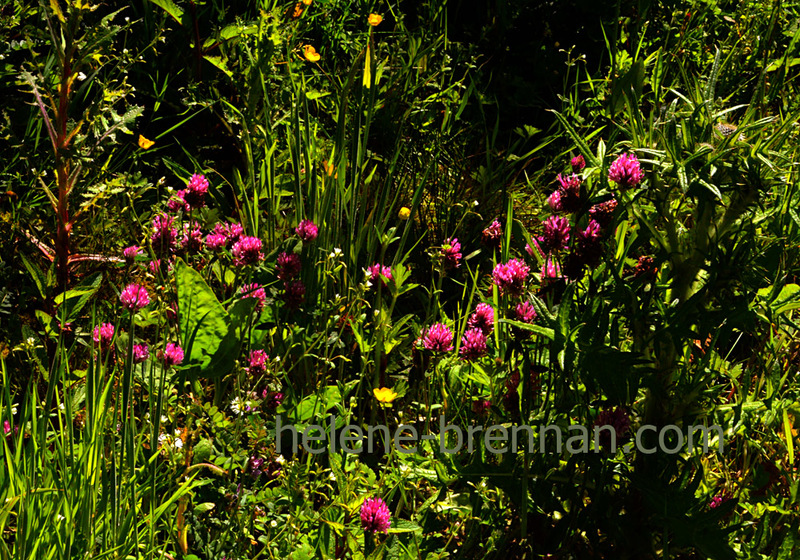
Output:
left=373, top=387, right=398, bottom=404
left=303, top=45, right=320, bottom=62
left=368, top=14, right=383, bottom=26
left=138, top=135, right=155, bottom=150
left=302, top=0, right=312, bottom=4
left=398, top=207, right=411, bottom=220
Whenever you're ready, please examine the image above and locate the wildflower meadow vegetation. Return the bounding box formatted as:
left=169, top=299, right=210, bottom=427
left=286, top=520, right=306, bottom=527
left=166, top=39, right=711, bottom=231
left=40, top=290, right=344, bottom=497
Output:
left=2, top=0, right=800, bottom=558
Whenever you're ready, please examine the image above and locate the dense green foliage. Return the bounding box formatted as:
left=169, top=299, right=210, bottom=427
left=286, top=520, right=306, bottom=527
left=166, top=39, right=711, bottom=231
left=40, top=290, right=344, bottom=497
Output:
left=2, top=0, right=800, bottom=558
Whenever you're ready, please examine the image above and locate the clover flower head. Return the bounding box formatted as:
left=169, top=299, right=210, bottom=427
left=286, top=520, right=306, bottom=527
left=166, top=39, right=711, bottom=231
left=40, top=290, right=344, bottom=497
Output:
left=589, top=198, right=618, bottom=229
left=295, top=219, right=319, bottom=242
left=184, top=173, right=209, bottom=209
left=123, top=245, right=142, bottom=262
left=608, top=152, right=644, bottom=189
left=239, top=283, right=267, bottom=313
left=459, top=328, right=487, bottom=361
left=547, top=189, right=563, bottom=212
left=467, top=303, right=495, bottom=336
left=360, top=497, right=391, bottom=534
left=120, top=283, right=150, bottom=311
left=492, top=259, right=530, bottom=297
left=151, top=213, right=177, bottom=255
left=367, top=263, right=393, bottom=286
left=161, top=343, right=184, bottom=367
left=421, top=323, right=454, bottom=352
left=541, top=215, right=571, bottom=253
left=441, top=238, right=462, bottom=269
left=555, top=173, right=582, bottom=213
left=541, top=258, right=562, bottom=285
left=92, top=323, right=115, bottom=348
left=231, top=236, right=264, bottom=266
left=481, top=220, right=503, bottom=249
left=276, top=252, right=302, bottom=280
left=593, top=407, right=631, bottom=448
left=283, top=280, right=306, bottom=308
left=132, top=344, right=150, bottom=364
left=180, top=222, right=204, bottom=253
left=248, top=349, right=269, bottom=376
left=570, top=154, right=586, bottom=172
left=205, top=233, right=227, bottom=251
left=167, top=190, right=190, bottom=213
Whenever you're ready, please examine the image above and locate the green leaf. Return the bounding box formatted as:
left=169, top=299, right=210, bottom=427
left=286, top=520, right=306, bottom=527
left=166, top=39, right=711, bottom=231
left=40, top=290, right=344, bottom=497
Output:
left=548, top=110, right=599, bottom=169
left=176, top=259, right=252, bottom=378
left=499, top=319, right=555, bottom=340
left=20, top=254, right=47, bottom=299
left=388, top=519, right=422, bottom=534
left=203, top=55, right=233, bottom=79
left=281, top=386, right=342, bottom=423
left=193, top=502, right=215, bottom=515
left=147, top=0, right=184, bottom=24
left=54, top=272, right=103, bottom=323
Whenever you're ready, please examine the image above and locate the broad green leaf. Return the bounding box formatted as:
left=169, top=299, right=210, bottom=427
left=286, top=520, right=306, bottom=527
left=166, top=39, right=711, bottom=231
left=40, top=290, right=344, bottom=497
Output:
left=148, top=0, right=184, bottom=24
left=176, top=259, right=252, bottom=378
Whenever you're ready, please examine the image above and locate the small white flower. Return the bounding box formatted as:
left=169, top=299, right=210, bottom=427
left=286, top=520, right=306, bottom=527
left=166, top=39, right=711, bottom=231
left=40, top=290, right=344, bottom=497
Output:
left=174, top=437, right=183, bottom=449
left=124, top=16, right=130, bottom=22
left=270, top=520, right=278, bottom=528
left=472, top=200, right=479, bottom=207
left=275, top=455, right=286, bottom=464
left=328, top=472, right=336, bottom=481
left=230, top=397, right=244, bottom=416
left=11, top=404, right=17, bottom=416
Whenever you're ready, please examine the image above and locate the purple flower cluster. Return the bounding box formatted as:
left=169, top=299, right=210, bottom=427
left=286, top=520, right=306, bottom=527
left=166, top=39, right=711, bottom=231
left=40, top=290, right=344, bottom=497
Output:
left=277, top=252, right=302, bottom=281
left=492, top=259, right=530, bottom=297
left=206, top=222, right=244, bottom=251
left=93, top=323, right=115, bottom=349
left=123, top=245, right=142, bottom=262
left=151, top=214, right=177, bottom=255
left=608, top=153, right=644, bottom=189
left=248, top=349, right=269, bottom=376
left=180, top=222, right=204, bottom=254
left=481, top=220, right=503, bottom=249
left=239, top=283, right=267, bottom=312
left=183, top=173, right=209, bottom=209
left=161, top=343, right=184, bottom=367
left=513, top=301, right=537, bottom=339
left=283, top=280, right=306, bottom=309
left=360, top=497, right=391, bottom=534
left=421, top=323, right=454, bottom=352
left=368, top=263, right=393, bottom=286
left=549, top=173, right=582, bottom=213
left=295, top=219, right=318, bottom=242
left=459, top=328, right=487, bottom=361
left=231, top=236, right=264, bottom=266
left=570, top=154, right=586, bottom=172
left=539, top=216, right=571, bottom=253
left=120, top=283, right=150, bottom=311
left=441, top=238, right=462, bottom=269
left=467, top=303, right=494, bottom=336
left=132, top=344, right=150, bottom=364
left=588, top=198, right=618, bottom=228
